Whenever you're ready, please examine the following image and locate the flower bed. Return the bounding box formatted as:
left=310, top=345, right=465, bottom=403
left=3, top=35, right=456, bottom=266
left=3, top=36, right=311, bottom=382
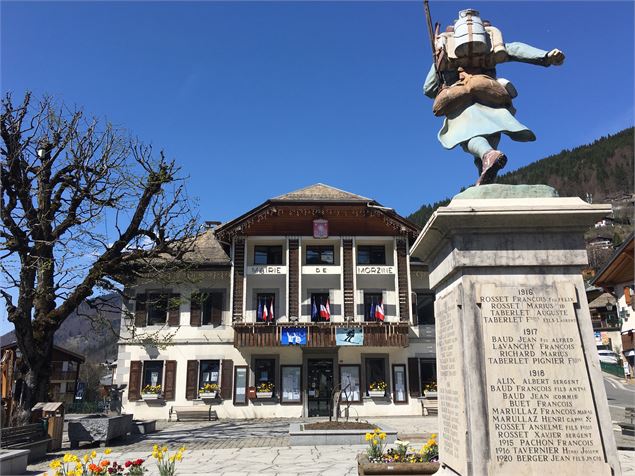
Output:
left=358, top=431, right=439, bottom=475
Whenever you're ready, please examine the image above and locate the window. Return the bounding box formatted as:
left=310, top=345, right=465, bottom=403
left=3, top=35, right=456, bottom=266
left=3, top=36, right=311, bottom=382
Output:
left=365, top=358, right=386, bottom=395
left=254, top=245, right=283, bottom=265
left=364, top=292, right=384, bottom=322
left=310, top=293, right=330, bottom=322
left=357, top=245, right=385, bottom=265
left=147, top=293, right=170, bottom=325
left=201, top=292, right=223, bottom=326
left=339, top=365, right=361, bottom=402
left=142, top=361, right=164, bottom=388
left=256, top=293, right=276, bottom=322
left=199, top=360, right=220, bottom=388
left=392, top=364, right=407, bottom=403
left=280, top=366, right=302, bottom=404
left=415, top=292, right=435, bottom=325
left=419, top=359, right=437, bottom=392
left=254, top=358, right=276, bottom=396
left=306, top=245, right=334, bottom=265
left=233, top=366, right=248, bottom=405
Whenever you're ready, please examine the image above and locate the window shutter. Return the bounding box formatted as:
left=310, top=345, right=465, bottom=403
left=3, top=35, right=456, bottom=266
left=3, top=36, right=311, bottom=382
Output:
left=220, top=359, right=233, bottom=400
left=408, top=358, right=421, bottom=398
left=185, top=360, right=199, bottom=400
left=211, top=293, right=223, bottom=327
left=134, top=294, right=147, bottom=328
left=190, top=293, right=201, bottom=327
left=625, top=286, right=632, bottom=306
left=163, top=361, right=177, bottom=401
left=168, top=293, right=180, bottom=327
left=128, top=361, right=142, bottom=401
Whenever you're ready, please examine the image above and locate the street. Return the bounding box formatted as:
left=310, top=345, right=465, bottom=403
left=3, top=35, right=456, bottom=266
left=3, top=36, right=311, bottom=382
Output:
left=604, top=373, right=635, bottom=409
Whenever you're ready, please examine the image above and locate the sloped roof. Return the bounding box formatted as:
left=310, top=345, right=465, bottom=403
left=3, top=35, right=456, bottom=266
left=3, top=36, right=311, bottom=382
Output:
left=588, top=292, right=617, bottom=309
left=1, top=331, right=85, bottom=362
left=272, top=183, right=372, bottom=203
left=184, top=229, right=231, bottom=266
left=592, top=233, right=634, bottom=286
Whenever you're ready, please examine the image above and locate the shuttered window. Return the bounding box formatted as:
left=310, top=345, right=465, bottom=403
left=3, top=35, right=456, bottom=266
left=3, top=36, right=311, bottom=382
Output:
left=191, top=292, right=223, bottom=327
left=163, top=361, right=177, bottom=401
left=128, top=361, right=142, bottom=401
left=221, top=360, right=234, bottom=400
left=408, top=358, right=421, bottom=398
left=185, top=361, right=199, bottom=400
left=185, top=359, right=233, bottom=400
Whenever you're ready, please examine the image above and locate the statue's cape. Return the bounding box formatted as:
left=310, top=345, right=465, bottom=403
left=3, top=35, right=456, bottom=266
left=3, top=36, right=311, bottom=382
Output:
left=438, top=102, right=536, bottom=149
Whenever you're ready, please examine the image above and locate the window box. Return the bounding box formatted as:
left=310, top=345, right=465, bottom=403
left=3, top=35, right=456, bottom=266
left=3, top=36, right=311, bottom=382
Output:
left=141, top=393, right=163, bottom=401
left=199, top=392, right=219, bottom=399
left=368, top=390, right=386, bottom=398
left=423, top=391, right=438, bottom=399
left=256, top=391, right=273, bottom=399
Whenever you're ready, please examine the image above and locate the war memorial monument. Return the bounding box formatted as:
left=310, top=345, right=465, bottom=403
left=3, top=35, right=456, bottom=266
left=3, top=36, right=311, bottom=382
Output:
left=411, top=7, right=623, bottom=476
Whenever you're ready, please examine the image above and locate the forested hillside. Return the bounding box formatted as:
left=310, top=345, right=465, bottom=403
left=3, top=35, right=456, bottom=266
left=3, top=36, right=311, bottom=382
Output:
left=408, top=127, right=634, bottom=227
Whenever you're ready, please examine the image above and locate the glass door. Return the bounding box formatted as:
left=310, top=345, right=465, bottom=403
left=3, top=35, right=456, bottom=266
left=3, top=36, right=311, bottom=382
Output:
left=307, top=359, right=333, bottom=417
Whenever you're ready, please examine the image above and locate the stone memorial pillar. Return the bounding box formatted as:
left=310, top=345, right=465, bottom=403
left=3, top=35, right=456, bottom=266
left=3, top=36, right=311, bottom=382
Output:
left=410, top=188, right=622, bottom=476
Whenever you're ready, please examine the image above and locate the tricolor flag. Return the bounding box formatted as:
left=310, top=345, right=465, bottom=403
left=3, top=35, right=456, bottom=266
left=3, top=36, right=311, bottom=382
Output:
left=262, top=297, right=269, bottom=322
left=269, top=296, right=275, bottom=322
left=369, top=299, right=376, bottom=321
left=320, top=297, right=330, bottom=321
left=375, top=297, right=385, bottom=321
left=311, top=297, right=319, bottom=321
left=257, top=298, right=263, bottom=322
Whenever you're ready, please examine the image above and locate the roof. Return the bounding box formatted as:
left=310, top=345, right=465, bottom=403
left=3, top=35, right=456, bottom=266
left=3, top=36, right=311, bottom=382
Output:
left=1, top=332, right=85, bottom=363
left=183, top=229, right=231, bottom=266
left=592, top=233, right=634, bottom=287
left=272, top=183, right=373, bottom=203
left=588, top=292, right=617, bottom=309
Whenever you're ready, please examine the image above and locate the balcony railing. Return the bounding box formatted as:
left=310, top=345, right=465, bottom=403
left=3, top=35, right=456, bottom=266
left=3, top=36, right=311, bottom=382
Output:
left=233, top=322, right=409, bottom=348
left=51, top=371, right=77, bottom=381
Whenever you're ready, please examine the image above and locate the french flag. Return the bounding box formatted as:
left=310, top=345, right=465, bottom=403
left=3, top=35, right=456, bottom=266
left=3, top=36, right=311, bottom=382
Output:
left=262, top=298, right=268, bottom=322
left=269, top=296, right=275, bottom=322
left=320, top=298, right=331, bottom=321
left=375, top=298, right=385, bottom=322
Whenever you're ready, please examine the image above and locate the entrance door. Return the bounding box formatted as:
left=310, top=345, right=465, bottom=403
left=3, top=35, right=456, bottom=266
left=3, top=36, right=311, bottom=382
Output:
left=307, top=359, right=333, bottom=417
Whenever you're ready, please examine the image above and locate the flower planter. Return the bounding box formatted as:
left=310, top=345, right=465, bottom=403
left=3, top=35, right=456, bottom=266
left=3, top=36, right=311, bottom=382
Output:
left=141, top=393, right=163, bottom=401
left=423, top=391, right=437, bottom=399
left=256, top=392, right=273, bottom=399
left=357, top=454, right=439, bottom=475
left=68, top=414, right=133, bottom=449
left=199, top=392, right=218, bottom=399
left=368, top=390, right=386, bottom=398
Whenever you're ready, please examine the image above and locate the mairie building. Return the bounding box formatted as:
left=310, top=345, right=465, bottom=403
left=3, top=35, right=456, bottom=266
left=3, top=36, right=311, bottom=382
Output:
left=116, top=184, right=437, bottom=419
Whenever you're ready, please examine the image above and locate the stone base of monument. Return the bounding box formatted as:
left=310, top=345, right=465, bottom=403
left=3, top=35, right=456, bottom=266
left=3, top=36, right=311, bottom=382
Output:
left=411, top=186, right=622, bottom=476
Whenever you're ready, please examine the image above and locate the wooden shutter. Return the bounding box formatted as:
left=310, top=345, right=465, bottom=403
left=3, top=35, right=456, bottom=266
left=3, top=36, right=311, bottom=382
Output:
left=168, top=293, right=180, bottom=327
left=625, top=287, right=632, bottom=306
left=343, top=239, right=354, bottom=318
left=134, top=294, right=147, bottom=328
left=396, top=238, right=410, bottom=321
left=211, top=292, right=223, bottom=327
left=128, top=361, right=142, bottom=401
left=232, top=237, right=245, bottom=322
left=288, top=239, right=299, bottom=318
left=185, top=360, right=199, bottom=400
left=220, top=359, right=234, bottom=400
left=163, top=360, right=177, bottom=401
left=190, top=293, right=201, bottom=327
left=408, top=358, right=421, bottom=398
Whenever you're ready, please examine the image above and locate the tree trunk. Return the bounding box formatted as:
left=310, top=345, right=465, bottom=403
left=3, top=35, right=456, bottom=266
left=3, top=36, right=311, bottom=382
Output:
left=14, top=326, right=55, bottom=412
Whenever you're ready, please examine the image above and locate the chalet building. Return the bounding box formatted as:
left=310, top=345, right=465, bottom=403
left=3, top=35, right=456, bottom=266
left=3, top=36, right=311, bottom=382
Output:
left=116, top=184, right=437, bottom=419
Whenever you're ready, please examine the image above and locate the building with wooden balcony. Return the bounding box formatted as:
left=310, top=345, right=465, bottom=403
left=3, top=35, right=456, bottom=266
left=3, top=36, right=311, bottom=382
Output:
left=117, top=184, right=437, bottom=419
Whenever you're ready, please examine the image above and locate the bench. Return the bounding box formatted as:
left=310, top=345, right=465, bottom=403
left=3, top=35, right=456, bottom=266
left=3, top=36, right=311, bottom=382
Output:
left=618, top=407, right=635, bottom=437
left=0, top=422, right=51, bottom=462
left=419, top=396, right=438, bottom=416
left=169, top=406, right=218, bottom=422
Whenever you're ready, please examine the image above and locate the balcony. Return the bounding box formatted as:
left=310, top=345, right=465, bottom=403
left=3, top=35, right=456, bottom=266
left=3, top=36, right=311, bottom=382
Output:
left=51, top=370, right=78, bottom=381
left=233, top=322, right=409, bottom=348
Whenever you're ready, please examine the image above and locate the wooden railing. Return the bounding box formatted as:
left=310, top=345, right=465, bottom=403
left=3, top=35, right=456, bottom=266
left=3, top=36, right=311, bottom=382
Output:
left=233, top=322, right=410, bottom=348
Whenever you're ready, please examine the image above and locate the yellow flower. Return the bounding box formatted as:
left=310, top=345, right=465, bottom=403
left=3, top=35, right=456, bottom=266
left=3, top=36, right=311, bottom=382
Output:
left=169, top=456, right=175, bottom=463
left=68, top=470, right=76, bottom=476
left=91, top=451, right=97, bottom=458
left=431, top=433, right=437, bottom=439
left=104, top=448, right=112, bottom=455
left=162, top=446, right=168, bottom=453
left=379, top=433, right=386, bottom=440
left=153, top=444, right=159, bottom=451
left=365, top=433, right=372, bottom=441
left=49, top=460, right=61, bottom=469
left=175, top=453, right=182, bottom=462
left=83, top=454, right=89, bottom=463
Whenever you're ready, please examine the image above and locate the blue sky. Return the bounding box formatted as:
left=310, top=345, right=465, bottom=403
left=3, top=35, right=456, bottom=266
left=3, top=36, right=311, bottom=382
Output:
left=1, top=2, right=633, bottom=331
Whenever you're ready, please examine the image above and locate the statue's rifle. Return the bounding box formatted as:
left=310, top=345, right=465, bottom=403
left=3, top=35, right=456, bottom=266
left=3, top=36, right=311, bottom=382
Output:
left=423, top=0, right=444, bottom=87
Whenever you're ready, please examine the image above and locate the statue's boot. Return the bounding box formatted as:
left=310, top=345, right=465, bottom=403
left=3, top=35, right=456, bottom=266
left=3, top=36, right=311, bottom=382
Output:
left=476, top=150, right=507, bottom=186
left=474, top=157, right=483, bottom=176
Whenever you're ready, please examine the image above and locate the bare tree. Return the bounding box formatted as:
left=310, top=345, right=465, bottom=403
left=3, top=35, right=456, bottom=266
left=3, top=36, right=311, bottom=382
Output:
left=1, top=92, right=199, bottom=411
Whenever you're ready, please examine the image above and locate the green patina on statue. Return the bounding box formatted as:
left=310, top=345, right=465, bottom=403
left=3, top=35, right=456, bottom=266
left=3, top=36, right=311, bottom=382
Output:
left=423, top=7, right=565, bottom=186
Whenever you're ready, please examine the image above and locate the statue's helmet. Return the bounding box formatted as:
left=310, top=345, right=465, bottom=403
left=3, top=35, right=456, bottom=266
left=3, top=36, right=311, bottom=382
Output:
left=453, top=9, right=490, bottom=58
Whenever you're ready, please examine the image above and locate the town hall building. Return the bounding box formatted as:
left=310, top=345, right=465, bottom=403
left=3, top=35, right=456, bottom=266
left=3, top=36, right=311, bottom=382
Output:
left=116, top=184, right=437, bottom=419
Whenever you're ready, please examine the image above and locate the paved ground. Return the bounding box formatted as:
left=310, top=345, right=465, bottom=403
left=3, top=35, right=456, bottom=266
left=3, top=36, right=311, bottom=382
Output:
left=604, top=373, right=635, bottom=409
left=25, top=415, right=633, bottom=476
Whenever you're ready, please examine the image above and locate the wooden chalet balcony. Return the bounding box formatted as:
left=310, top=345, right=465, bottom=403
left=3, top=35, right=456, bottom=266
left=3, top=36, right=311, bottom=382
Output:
left=233, top=322, right=410, bottom=348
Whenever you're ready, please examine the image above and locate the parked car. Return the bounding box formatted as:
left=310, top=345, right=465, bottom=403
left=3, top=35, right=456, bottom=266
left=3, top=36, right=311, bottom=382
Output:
left=597, top=349, right=620, bottom=364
